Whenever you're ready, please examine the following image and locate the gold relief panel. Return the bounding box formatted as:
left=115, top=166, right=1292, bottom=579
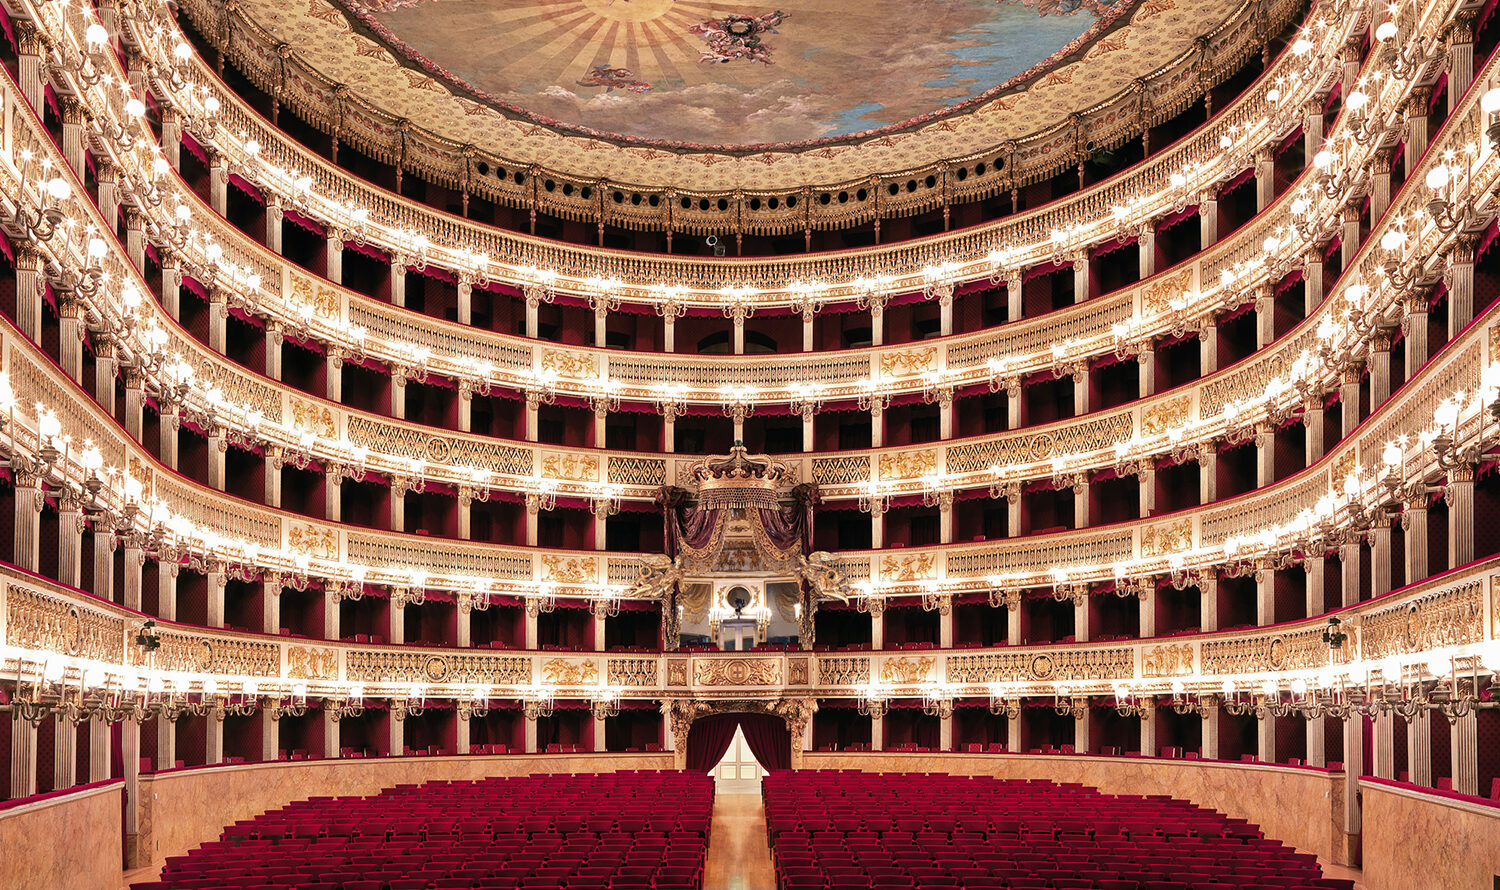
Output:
left=542, top=454, right=600, bottom=482
left=1361, top=580, right=1485, bottom=660
left=879, top=349, right=936, bottom=378
left=1140, top=519, right=1192, bottom=558
left=1141, top=396, right=1192, bottom=438
left=1141, top=270, right=1194, bottom=315
left=818, top=656, right=871, bottom=686
left=286, top=646, right=339, bottom=680
left=607, top=658, right=658, bottom=687
left=291, top=397, right=338, bottom=438
left=881, top=553, right=935, bottom=583
left=345, top=652, right=452, bottom=684
left=878, top=449, right=937, bottom=481
left=1050, top=648, right=1134, bottom=681
left=541, top=350, right=596, bottom=379
left=541, top=658, right=599, bottom=686
left=287, top=524, right=338, bottom=560
left=1141, top=643, right=1194, bottom=678
left=5, top=586, right=124, bottom=663
left=313, top=285, right=341, bottom=319
left=880, top=655, right=936, bottom=685
left=787, top=657, right=810, bottom=686
left=541, top=555, right=596, bottom=585
left=694, top=658, right=781, bottom=687
left=666, top=659, right=690, bottom=687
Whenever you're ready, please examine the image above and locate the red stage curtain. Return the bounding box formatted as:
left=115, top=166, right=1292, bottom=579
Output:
left=738, top=713, right=792, bottom=772
left=685, top=713, right=740, bottom=772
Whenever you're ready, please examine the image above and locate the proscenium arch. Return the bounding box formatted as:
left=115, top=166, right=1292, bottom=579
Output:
left=667, top=698, right=818, bottom=772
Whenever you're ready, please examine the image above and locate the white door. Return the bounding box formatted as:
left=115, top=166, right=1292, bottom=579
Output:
left=713, top=725, right=767, bottom=792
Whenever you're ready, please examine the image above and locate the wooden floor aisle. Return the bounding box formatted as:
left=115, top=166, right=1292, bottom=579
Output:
left=703, top=791, right=777, bottom=889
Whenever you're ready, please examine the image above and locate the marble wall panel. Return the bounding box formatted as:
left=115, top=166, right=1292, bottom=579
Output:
left=0, top=782, right=123, bottom=890
left=1362, top=780, right=1500, bottom=890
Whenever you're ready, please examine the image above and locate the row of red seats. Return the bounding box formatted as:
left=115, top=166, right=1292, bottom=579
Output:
left=765, top=771, right=1352, bottom=890
left=133, top=771, right=714, bottom=890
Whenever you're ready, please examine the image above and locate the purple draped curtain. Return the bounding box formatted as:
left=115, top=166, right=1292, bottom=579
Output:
left=685, top=714, right=741, bottom=773
left=757, top=507, right=802, bottom=551
left=738, top=713, right=792, bottom=772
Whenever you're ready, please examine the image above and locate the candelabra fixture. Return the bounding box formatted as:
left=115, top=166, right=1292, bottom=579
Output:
left=6, top=173, right=69, bottom=242
left=1052, top=686, right=1085, bottom=719
left=858, top=685, right=889, bottom=719
left=458, top=688, right=490, bottom=721
left=1374, top=1, right=1446, bottom=80
left=787, top=383, right=824, bottom=420
left=591, top=590, right=621, bottom=619
left=857, top=378, right=892, bottom=414
left=658, top=385, right=688, bottom=422
left=1112, top=685, right=1152, bottom=718
left=921, top=685, right=954, bottom=719
left=592, top=687, right=621, bottom=720
left=266, top=684, right=309, bottom=720
left=920, top=584, right=952, bottom=615
left=523, top=686, right=556, bottom=720
left=988, top=686, right=1021, bottom=718
left=1168, top=681, right=1207, bottom=716
left=1424, top=146, right=1483, bottom=235
left=390, top=685, right=427, bottom=720
left=525, top=477, right=558, bottom=514
left=591, top=484, right=623, bottom=519
left=325, top=691, right=366, bottom=722
left=858, top=482, right=891, bottom=517
left=719, top=387, right=755, bottom=424
left=527, top=583, right=558, bottom=617
left=391, top=573, right=427, bottom=610
left=457, top=585, right=491, bottom=614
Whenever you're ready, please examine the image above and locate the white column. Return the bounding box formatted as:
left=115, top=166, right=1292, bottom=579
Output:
left=390, top=261, right=407, bottom=308
left=1254, top=148, right=1275, bottom=210
left=1407, top=710, right=1432, bottom=786
left=325, top=232, right=344, bottom=284
left=265, top=198, right=284, bottom=254
left=940, top=713, right=954, bottom=752
left=10, top=715, right=37, bottom=798
left=1199, top=321, right=1218, bottom=376
left=209, top=153, right=228, bottom=216
left=206, top=569, right=226, bottom=629
left=1200, top=702, right=1220, bottom=760
left=1373, top=711, right=1395, bottom=779
left=457, top=278, right=473, bottom=326
left=1256, top=568, right=1274, bottom=626
left=13, top=248, right=42, bottom=343
left=52, top=715, right=76, bottom=790
left=1137, top=226, right=1156, bottom=278
left=1200, top=571, right=1219, bottom=633
left=1448, top=465, right=1475, bottom=569
left=1306, top=716, right=1325, bottom=768
left=1138, top=344, right=1156, bottom=398
left=1198, top=192, right=1218, bottom=247
left=1255, top=423, right=1275, bottom=489
left=1072, top=254, right=1090, bottom=304
left=12, top=467, right=41, bottom=573
left=1005, top=272, right=1022, bottom=322
left=205, top=718, right=224, bottom=766
left=1340, top=542, right=1361, bottom=608
left=871, top=713, right=884, bottom=752
left=265, top=323, right=283, bottom=381
left=1199, top=448, right=1217, bottom=505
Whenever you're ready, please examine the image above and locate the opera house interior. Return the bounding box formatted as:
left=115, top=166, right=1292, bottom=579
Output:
left=0, top=0, right=1498, bottom=887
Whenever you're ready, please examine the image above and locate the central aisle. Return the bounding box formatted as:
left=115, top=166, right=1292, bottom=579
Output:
left=704, top=791, right=777, bottom=889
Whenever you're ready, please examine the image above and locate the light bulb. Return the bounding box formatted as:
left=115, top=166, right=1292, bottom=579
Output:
left=1425, top=166, right=1451, bottom=191
left=1380, top=229, right=1405, bottom=251
left=174, top=42, right=193, bottom=61
left=124, top=98, right=145, bottom=118
left=46, top=178, right=71, bottom=201
left=85, top=23, right=109, bottom=47
left=203, top=96, right=220, bottom=115
left=1313, top=149, right=1334, bottom=170
left=1375, top=20, right=1397, bottom=42
left=87, top=238, right=106, bottom=260
left=1483, top=88, right=1500, bottom=115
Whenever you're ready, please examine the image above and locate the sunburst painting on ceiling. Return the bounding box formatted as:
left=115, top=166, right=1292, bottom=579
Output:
left=336, top=0, right=1139, bottom=148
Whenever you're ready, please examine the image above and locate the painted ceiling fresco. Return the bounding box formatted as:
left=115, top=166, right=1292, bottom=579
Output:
left=338, top=0, right=1139, bottom=148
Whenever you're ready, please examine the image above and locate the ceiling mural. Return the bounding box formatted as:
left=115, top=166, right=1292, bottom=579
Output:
left=334, top=0, right=1139, bottom=148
